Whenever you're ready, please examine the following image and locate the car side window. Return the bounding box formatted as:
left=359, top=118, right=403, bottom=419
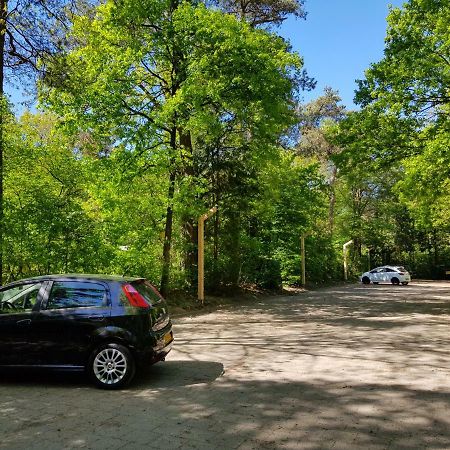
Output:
left=0, top=283, right=42, bottom=314
left=47, top=281, right=107, bottom=309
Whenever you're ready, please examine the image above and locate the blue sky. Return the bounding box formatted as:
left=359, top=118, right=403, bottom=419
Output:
left=280, top=0, right=405, bottom=109
left=8, top=0, right=405, bottom=114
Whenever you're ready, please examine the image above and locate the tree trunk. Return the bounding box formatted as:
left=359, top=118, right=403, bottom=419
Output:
left=229, top=212, right=241, bottom=287
left=213, top=208, right=219, bottom=261
left=0, top=0, right=7, bottom=284
left=160, top=129, right=177, bottom=298
left=179, top=128, right=199, bottom=288
left=160, top=170, right=176, bottom=298
left=182, top=219, right=198, bottom=288
left=328, top=164, right=337, bottom=235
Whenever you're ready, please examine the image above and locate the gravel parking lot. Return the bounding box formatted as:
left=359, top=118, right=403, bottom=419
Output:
left=1, top=281, right=449, bottom=449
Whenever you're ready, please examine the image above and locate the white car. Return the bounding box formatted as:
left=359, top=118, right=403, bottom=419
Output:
left=361, top=266, right=411, bottom=286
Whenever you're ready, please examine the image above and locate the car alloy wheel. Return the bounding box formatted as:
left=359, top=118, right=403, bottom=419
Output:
left=89, top=343, right=135, bottom=389
left=362, top=277, right=370, bottom=284
left=391, top=277, right=400, bottom=285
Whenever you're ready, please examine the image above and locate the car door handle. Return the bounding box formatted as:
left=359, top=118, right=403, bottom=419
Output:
left=16, top=319, right=32, bottom=326
left=88, top=315, right=105, bottom=321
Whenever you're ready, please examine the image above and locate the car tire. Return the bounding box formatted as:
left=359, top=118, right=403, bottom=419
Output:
left=391, top=277, right=400, bottom=285
left=88, top=343, right=136, bottom=390
left=362, top=277, right=371, bottom=284
left=401, top=282, right=409, bottom=286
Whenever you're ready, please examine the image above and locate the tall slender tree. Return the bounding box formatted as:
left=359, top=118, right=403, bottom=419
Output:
left=0, top=0, right=6, bottom=283
left=297, top=88, right=346, bottom=234
left=0, top=0, right=90, bottom=282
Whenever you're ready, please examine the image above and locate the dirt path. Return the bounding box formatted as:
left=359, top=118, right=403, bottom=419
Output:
left=1, top=281, right=449, bottom=449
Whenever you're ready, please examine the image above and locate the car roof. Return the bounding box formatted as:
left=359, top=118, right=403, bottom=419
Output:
left=1, top=274, right=144, bottom=289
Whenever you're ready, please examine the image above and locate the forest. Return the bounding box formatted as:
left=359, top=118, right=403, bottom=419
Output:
left=0, top=0, right=449, bottom=296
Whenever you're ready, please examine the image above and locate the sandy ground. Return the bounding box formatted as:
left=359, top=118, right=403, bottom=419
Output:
left=0, top=281, right=449, bottom=449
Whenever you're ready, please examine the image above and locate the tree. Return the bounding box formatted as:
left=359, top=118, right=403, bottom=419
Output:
left=331, top=103, right=448, bottom=276
left=352, top=0, right=449, bottom=271
left=262, top=154, right=330, bottom=284
left=3, top=111, right=103, bottom=281
left=208, top=0, right=306, bottom=27
left=297, top=87, right=346, bottom=233
left=329, top=107, right=408, bottom=266
left=356, top=0, right=449, bottom=119
left=395, top=128, right=450, bottom=230
left=43, top=0, right=305, bottom=295
left=0, top=0, right=91, bottom=282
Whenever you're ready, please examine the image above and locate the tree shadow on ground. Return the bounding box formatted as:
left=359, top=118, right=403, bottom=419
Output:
left=173, top=287, right=449, bottom=386
left=0, top=282, right=449, bottom=449
left=1, top=374, right=449, bottom=449
left=200, top=282, right=450, bottom=330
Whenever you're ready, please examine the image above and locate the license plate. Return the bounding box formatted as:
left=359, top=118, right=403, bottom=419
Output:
left=163, top=332, right=173, bottom=345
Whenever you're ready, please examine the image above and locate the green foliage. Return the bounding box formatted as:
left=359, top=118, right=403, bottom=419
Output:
left=211, top=153, right=332, bottom=287
left=356, top=0, right=450, bottom=118
left=341, top=0, right=450, bottom=277
left=43, top=1, right=303, bottom=150
left=40, top=0, right=306, bottom=292
left=395, top=128, right=450, bottom=229
left=3, top=0, right=449, bottom=292
left=4, top=112, right=104, bottom=281
left=297, top=88, right=347, bottom=235
left=208, top=0, right=307, bottom=27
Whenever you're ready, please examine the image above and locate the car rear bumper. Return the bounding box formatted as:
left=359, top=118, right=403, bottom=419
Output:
left=134, top=326, right=174, bottom=366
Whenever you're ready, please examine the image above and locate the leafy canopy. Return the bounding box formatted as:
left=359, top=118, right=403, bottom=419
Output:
left=356, top=0, right=450, bottom=119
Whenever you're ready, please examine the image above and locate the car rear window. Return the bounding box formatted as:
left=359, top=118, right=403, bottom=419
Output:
left=131, top=281, right=164, bottom=306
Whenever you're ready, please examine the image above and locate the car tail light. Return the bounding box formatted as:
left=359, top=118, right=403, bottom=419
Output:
left=122, top=284, right=150, bottom=308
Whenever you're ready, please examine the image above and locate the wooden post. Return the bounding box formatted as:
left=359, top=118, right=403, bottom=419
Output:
left=198, top=217, right=205, bottom=302
left=198, top=207, right=217, bottom=303
left=343, top=240, right=354, bottom=281
left=301, top=234, right=306, bottom=287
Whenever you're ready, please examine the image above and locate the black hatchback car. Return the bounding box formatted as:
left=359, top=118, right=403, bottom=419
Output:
left=0, top=275, right=173, bottom=389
